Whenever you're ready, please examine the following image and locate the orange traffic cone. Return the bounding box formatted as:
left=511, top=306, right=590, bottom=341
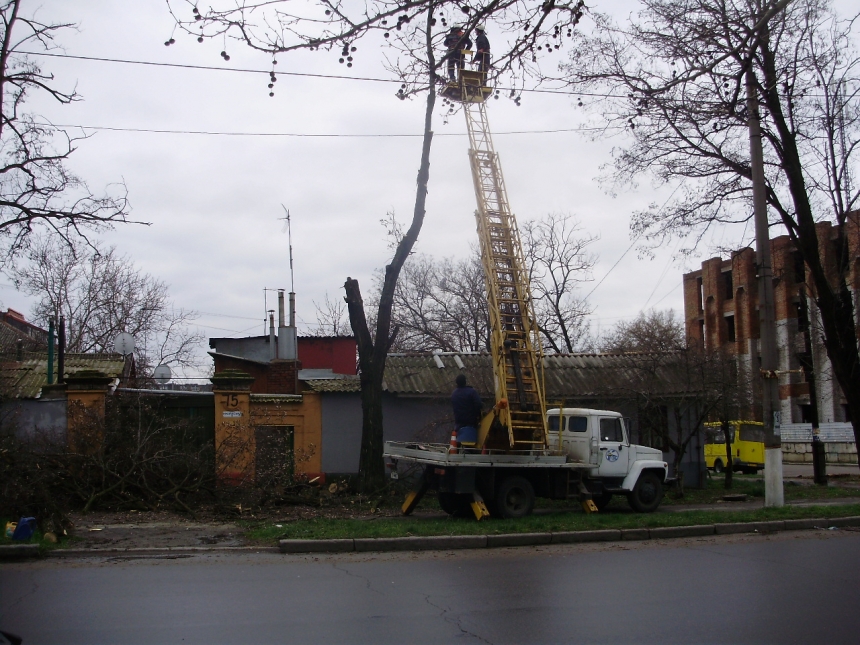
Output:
left=448, top=431, right=459, bottom=454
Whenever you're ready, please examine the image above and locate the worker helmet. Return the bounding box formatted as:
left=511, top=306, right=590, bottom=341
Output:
left=476, top=24, right=486, bottom=32
left=452, top=24, right=464, bottom=30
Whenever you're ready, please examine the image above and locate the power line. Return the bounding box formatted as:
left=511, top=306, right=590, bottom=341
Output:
left=196, top=310, right=263, bottom=321
left=23, top=50, right=834, bottom=104
left=43, top=121, right=611, bottom=138
left=21, top=50, right=622, bottom=98
left=583, top=183, right=683, bottom=302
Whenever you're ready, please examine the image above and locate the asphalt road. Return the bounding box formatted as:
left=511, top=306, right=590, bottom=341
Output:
left=2, top=530, right=859, bottom=644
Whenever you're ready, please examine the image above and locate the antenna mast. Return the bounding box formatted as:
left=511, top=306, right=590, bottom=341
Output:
left=281, top=205, right=297, bottom=328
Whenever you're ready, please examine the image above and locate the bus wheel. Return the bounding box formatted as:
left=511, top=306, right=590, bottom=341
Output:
left=713, top=460, right=724, bottom=474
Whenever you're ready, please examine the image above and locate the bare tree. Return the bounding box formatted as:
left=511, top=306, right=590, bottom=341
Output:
left=0, top=1, right=133, bottom=259
left=385, top=250, right=489, bottom=352
left=380, top=212, right=595, bottom=353
left=11, top=236, right=203, bottom=374
left=565, top=0, right=860, bottom=459
left=522, top=212, right=596, bottom=352
left=623, top=346, right=748, bottom=494
left=310, top=292, right=350, bottom=336
left=599, top=309, right=685, bottom=353
left=173, top=0, right=587, bottom=491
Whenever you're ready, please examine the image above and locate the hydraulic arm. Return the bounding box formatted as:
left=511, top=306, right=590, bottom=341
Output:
left=443, top=69, right=548, bottom=451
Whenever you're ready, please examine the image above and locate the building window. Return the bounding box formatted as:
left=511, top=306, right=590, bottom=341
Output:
left=723, top=271, right=733, bottom=300
left=696, top=276, right=704, bottom=312
left=800, top=404, right=814, bottom=423
left=699, top=319, right=705, bottom=348
left=726, top=314, right=736, bottom=342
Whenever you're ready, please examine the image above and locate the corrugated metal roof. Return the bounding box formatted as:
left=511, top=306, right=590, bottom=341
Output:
left=302, top=376, right=361, bottom=393
left=381, top=352, right=695, bottom=399
left=0, top=353, right=128, bottom=399
left=300, top=352, right=695, bottom=399
left=0, top=319, right=46, bottom=357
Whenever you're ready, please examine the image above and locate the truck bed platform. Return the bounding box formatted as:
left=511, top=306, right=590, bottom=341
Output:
left=384, top=441, right=590, bottom=469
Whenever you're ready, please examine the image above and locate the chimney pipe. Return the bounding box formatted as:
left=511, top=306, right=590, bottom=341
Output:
left=289, top=292, right=296, bottom=328
left=58, top=316, right=66, bottom=385
left=47, top=318, right=55, bottom=385
left=278, top=290, right=286, bottom=328
left=269, top=311, right=276, bottom=360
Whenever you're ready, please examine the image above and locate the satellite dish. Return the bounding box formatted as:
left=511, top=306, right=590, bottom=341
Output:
left=113, top=332, right=136, bottom=355
left=153, top=364, right=172, bottom=385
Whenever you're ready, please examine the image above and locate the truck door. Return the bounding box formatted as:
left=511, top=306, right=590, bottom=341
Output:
left=597, top=416, right=630, bottom=478
left=562, top=414, right=590, bottom=463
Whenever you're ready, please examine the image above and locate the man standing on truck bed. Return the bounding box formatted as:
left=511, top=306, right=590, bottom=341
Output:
left=451, top=374, right=482, bottom=445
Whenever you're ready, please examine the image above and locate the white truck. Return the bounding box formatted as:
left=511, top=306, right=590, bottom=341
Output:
left=385, top=407, right=670, bottom=519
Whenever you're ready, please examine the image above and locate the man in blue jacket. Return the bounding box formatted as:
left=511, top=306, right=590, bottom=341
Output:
left=451, top=373, right=482, bottom=445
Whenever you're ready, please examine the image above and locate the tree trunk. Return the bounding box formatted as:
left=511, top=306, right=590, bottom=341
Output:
left=722, top=420, right=733, bottom=490
left=344, top=5, right=438, bottom=493
left=758, top=27, right=860, bottom=466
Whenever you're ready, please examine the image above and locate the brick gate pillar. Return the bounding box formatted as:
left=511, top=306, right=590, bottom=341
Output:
left=211, top=370, right=256, bottom=484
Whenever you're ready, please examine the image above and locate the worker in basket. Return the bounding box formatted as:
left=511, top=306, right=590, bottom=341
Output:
left=473, top=24, right=490, bottom=75
left=444, top=24, right=472, bottom=81
left=451, top=373, right=482, bottom=449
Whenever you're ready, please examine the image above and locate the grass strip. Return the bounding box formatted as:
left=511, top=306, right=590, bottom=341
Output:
left=246, top=502, right=860, bottom=543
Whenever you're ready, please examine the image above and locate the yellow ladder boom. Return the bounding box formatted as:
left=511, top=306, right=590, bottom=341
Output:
left=444, top=69, right=548, bottom=451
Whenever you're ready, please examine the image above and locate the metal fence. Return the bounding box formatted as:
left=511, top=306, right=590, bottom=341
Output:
left=780, top=423, right=855, bottom=443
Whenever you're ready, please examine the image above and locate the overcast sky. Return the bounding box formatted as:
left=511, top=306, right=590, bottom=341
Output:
left=4, top=0, right=749, bottom=377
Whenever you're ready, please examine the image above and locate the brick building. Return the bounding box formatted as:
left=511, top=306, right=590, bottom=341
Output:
left=682, top=215, right=860, bottom=424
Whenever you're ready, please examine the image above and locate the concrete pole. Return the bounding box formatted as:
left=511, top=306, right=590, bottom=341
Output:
left=746, top=65, right=784, bottom=506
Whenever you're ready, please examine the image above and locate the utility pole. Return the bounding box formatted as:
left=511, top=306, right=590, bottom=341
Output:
left=746, top=62, right=784, bottom=507
left=798, top=287, right=827, bottom=484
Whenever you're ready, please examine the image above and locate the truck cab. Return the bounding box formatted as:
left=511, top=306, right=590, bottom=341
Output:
left=547, top=408, right=669, bottom=511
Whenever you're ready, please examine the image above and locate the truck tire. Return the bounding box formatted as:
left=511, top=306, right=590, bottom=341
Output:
left=437, top=492, right=472, bottom=517
left=593, top=492, right=613, bottom=511
left=627, top=471, right=663, bottom=513
left=713, top=460, right=724, bottom=474
left=495, top=476, right=535, bottom=519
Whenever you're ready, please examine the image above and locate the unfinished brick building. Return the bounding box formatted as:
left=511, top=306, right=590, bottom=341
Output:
left=682, top=214, right=860, bottom=425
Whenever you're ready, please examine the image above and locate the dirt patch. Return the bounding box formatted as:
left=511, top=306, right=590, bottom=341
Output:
left=67, top=511, right=245, bottom=549
left=62, top=496, right=413, bottom=550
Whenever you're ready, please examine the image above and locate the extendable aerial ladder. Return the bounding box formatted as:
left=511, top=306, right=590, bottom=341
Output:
left=442, top=68, right=549, bottom=452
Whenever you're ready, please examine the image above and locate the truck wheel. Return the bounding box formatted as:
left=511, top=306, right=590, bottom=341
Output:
left=593, top=492, right=613, bottom=511
left=437, top=492, right=472, bottom=517
left=495, top=476, right=535, bottom=519
left=713, top=460, right=724, bottom=474
left=627, top=472, right=664, bottom=513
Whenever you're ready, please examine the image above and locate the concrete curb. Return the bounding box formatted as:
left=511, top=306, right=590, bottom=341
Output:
left=46, top=546, right=280, bottom=558
left=27, top=515, right=860, bottom=558
left=0, top=544, right=40, bottom=560
left=276, top=515, right=860, bottom=554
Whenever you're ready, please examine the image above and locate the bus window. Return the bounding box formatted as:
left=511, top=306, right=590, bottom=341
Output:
left=739, top=425, right=764, bottom=442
